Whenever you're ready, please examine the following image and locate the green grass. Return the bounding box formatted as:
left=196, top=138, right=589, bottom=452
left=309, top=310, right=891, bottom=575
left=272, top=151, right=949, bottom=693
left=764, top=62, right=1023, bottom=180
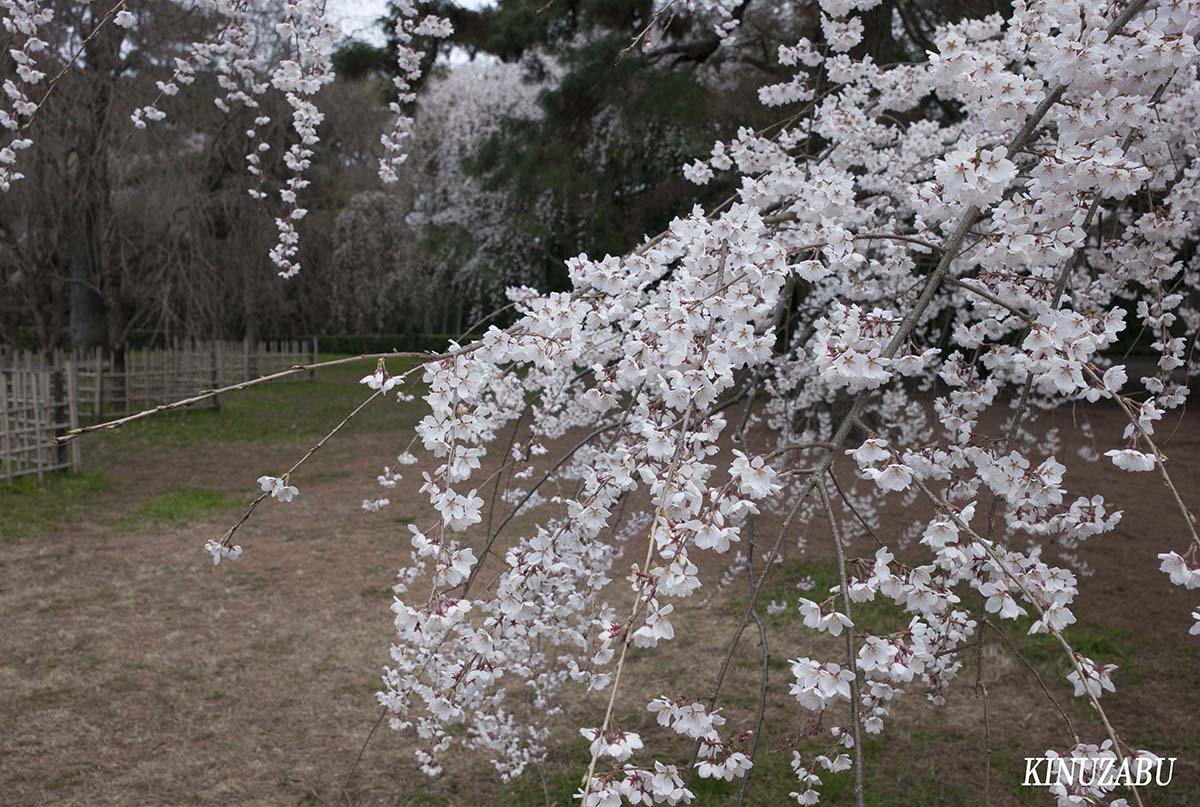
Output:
left=728, top=558, right=908, bottom=636
left=726, top=558, right=839, bottom=614
left=87, top=356, right=427, bottom=451
left=993, top=611, right=1150, bottom=691
left=0, top=475, right=249, bottom=539
left=130, top=487, right=248, bottom=525
left=0, top=470, right=111, bottom=538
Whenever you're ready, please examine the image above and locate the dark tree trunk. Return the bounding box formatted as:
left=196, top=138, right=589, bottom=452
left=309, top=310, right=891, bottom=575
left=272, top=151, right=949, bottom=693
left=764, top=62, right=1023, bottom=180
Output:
left=67, top=238, right=106, bottom=350
left=854, top=0, right=899, bottom=62
left=67, top=2, right=123, bottom=352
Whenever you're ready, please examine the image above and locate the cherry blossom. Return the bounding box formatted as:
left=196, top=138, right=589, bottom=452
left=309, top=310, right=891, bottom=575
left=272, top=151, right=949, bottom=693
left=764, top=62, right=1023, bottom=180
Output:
left=1067, top=657, right=1118, bottom=700
left=257, top=475, right=299, bottom=503
left=204, top=539, right=243, bottom=566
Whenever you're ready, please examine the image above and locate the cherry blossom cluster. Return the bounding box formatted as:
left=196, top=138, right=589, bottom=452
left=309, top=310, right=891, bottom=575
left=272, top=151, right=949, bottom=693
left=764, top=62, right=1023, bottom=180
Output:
left=204, top=538, right=242, bottom=566
left=0, top=0, right=55, bottom=190
left=262, top=0, right=340, bottom=277
left=257, top=474, right=299, bottom=503
left=378, top=1, right=453, bottom=185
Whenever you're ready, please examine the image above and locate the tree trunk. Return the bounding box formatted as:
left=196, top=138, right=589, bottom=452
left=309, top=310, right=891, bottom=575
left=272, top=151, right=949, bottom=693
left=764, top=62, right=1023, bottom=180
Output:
left=67, top=234, right=106, bottom=350
left=68, top=3, right=122, bottom=352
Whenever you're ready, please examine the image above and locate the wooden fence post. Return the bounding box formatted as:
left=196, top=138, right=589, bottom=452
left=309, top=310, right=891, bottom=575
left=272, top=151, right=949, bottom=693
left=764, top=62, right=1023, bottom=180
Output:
left=93, top=345, right=103, bottom=420
left=1, top=369, right=11, bottom=483
left=212, top=342, right=222, bottom=411
left=31, top=359, right=46, bottom=485
left=122, top=348, right=131, bottom=417
left=144, top=347, right=152, bottom=411
left=50, top=365, right=67, bottom=469
left=66, top=359, right=81, bottom=472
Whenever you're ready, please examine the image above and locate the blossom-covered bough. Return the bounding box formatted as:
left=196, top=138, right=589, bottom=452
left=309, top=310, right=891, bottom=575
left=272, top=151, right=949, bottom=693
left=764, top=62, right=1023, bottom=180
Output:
left=32, top=0, right=1200, bottom=804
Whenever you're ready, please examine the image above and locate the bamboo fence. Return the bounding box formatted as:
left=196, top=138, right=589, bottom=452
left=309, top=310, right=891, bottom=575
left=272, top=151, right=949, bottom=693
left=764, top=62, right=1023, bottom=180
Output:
left=0, top=352, right=80, bottom=482
left=0, top=339, right=317, bottom=482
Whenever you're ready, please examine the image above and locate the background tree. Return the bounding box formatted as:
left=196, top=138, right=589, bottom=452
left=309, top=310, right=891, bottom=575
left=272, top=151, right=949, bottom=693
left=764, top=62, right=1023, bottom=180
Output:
left=0, top=0, right=387, bottom=350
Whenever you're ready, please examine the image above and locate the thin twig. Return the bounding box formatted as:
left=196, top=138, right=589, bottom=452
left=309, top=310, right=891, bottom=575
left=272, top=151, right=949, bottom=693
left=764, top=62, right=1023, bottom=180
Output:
left=218, top=389, right=382, bottom=548
left=461, top=422, right=619, bottom=596
left=943, top=277, right=1034, bottom=324
left=737, top=515, right=770, bottom=807
left=338, top=706, right=388, bottom=806
left=56, top=349, right=461, bottom=443
left=975, top=602, right=991, bottom=806
left=17, top=1, right=128, bottom=138
left=580, top=406, right=694, bottom=802
left=819, top=481, right=864, bottom=807
left=983, top=619, right=1078, bottom=743
left=827, top=468, right=886, bottom=549
left=1087, top=364, right=1200, bottom=550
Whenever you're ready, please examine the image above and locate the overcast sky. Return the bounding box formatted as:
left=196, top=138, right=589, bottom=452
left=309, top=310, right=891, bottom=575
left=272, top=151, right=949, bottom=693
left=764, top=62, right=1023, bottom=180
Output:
left=326, top=0, right=494, bottom=46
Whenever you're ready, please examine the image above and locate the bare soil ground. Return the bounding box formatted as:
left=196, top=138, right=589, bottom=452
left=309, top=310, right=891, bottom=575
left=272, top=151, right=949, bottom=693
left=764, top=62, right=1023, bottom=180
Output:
left=2, top=363, right=1198, bottom=806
